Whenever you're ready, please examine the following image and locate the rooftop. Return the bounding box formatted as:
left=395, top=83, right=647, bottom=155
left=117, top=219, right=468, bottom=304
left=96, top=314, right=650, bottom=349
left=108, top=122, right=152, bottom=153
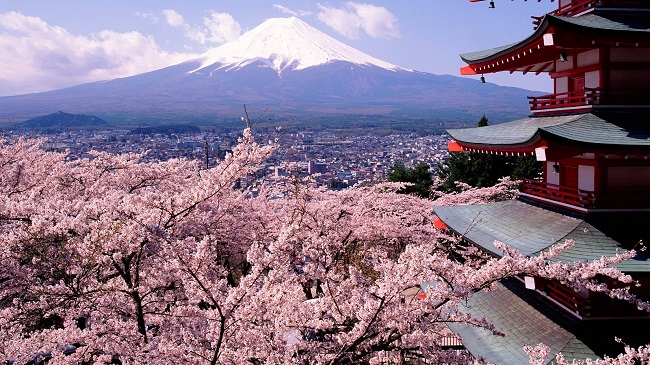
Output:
left=449, top=277, right=650, bottom=364
left=448, top=279, right=599, bottom=364
left=446, top=111, right=650, bottom=152
left=434, top=199, right=650, bottom=272
left=461, top=12, right=650, bottom=66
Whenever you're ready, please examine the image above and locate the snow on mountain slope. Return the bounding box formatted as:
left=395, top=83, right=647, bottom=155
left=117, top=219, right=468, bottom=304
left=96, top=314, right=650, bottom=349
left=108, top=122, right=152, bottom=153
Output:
left=0, top=16, right=533, bottom=123
left=191, top=17, right=407, bottom=74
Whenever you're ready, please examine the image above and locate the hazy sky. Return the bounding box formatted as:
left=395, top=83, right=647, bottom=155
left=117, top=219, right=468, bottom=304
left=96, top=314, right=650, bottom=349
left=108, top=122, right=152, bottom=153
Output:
left=0, top=1, right=556, bottom=97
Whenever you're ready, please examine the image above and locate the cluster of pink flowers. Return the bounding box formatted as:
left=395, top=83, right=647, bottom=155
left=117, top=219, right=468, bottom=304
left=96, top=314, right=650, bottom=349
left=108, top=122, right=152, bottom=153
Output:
left=0, top=131, right=647, bottom=364
left=431, top=177, right=520, bottom=207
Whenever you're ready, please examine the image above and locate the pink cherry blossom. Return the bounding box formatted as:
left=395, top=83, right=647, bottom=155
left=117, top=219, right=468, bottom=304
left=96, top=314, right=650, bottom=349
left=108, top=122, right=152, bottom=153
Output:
left=0, top=132, right=647, bottom=364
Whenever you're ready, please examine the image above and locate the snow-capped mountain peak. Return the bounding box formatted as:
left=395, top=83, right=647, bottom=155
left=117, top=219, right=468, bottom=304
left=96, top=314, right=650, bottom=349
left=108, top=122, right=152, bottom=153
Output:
left=191, top=17, right=406, bottom=74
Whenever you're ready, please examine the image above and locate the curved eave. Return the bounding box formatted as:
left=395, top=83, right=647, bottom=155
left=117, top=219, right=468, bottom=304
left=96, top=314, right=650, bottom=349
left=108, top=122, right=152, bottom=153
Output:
left=538, top=111, right=650, bottom=149
left=460, top=13, right=650, bottom=75
left=538, top=130, right=650, bottom=153
left=434, top=200, right=650, bottom=272
left=447, top=112, right=650, bottom=153
left=447, top=114, right=584, bottom=151
left=448, top=280, right=600, bottom=365
left=451, top=137, right=543, bottom=155
left=556, top=11, right=650, bottom=35
left=460, top=16, right=554, bottom=75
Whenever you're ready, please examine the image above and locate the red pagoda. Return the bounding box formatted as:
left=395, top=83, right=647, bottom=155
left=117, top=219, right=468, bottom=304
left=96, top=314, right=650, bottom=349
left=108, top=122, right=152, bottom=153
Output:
left=434, top=1, right=650, bottom=363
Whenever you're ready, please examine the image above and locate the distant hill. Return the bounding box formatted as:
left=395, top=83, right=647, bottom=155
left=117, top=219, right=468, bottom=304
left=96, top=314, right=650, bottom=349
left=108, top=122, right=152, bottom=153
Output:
left=0, top=17, right=536, bottom=129
left=14, top=111, right=107, bottom=130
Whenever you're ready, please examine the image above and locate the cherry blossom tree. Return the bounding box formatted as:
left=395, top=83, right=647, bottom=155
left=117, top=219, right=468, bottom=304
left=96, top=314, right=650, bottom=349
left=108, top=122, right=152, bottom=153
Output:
left=431, top=176, right=520, bottom=206
left=0, top=130, right=648, bottom=364
left=526, top=342, right=650, bottom=365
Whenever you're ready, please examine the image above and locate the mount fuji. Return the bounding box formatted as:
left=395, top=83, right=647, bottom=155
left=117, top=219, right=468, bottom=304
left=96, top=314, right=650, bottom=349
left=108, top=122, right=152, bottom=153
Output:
left=0, top=17, right=533, bottom=126
left=191, top=17, right=403, bottom=75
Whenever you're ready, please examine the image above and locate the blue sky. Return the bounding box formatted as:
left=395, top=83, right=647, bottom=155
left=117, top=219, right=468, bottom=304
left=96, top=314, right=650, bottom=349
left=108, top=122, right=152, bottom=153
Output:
left=0, top=1, right=556, bottom=97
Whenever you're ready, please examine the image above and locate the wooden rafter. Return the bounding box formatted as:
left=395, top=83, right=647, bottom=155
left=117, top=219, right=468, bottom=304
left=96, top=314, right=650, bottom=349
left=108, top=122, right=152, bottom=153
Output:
left=522, top=64, right=536, bottom=75
left=535, top=61, right=555, bottom=75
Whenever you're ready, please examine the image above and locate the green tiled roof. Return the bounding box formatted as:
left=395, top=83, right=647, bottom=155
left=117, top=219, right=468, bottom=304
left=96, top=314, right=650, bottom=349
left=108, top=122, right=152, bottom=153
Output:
left=541, top=112, right=650, bottom=146
left=557, top=12, right=650, bottom=33
left=448, top=280, right=600, bottom=364
left=460, top=42, right=520, bottom=63
left=447, top=115, right=581, bottom=147
left=447, top=112, right=650, bottom=149
left=554, top=219, right=650, bottom=270
left=434, top=201, right=580, bottom=256
left=461, top=12, right=650, bottom=63
left=433, top=200, right=650, bottom=272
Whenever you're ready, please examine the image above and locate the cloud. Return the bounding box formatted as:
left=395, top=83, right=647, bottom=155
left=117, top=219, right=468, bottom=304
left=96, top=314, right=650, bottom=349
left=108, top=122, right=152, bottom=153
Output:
left=135, top=11, right=159, bottom=23
left=317, top=2, right=400, bottom=39
left=317, top=4, right=361, bottom=39
left=162, top=9, right=206, bottom=43
left=272, top=4, right=313, bottom=17
left=203, top=11, right=241, bottom=44
left=346, top=3, right=400, bottom=38
left=0, top=11, right=196, bottom=96
left=162, top=9, right=186, bottom=28
left=162, top=9, right=241, bottom=45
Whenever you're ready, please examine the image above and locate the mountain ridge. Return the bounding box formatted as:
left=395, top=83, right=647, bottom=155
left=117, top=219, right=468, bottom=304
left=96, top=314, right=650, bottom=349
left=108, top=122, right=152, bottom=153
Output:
left=0, top=17, right=534, bottom=127
left=190, top=17, right=405, bottom=75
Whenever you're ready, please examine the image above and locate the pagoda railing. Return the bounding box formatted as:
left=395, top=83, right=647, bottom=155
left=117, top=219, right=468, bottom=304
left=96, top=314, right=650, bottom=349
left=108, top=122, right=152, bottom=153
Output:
left=527, top=276, right=648, bottom=318
left=519, top=179, right=596, bottom=209
left=520, top=179, right=650, bottom=210
left=527, top=88, right=601, bottom=113
left=543, top=280, right=591, bottom=317
left=528, top=88, right=650, bottom=114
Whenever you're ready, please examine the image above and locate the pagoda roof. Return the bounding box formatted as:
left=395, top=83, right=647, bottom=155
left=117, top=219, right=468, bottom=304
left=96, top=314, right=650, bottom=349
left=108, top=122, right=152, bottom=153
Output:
left=434, top=200, right=650, bottom=272
left=448, top=279, right=599, bottom=364
left=460, top=11, right=650, bottom=74
left=556, top=11, right=650, bottom=34
left=447, top=111, right=650, bottom=152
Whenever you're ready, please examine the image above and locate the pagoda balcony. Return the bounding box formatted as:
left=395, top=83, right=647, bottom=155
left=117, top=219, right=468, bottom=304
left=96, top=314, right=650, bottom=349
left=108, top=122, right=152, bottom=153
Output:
left=519, top=179, right=650, bottom=211
left=524, top=276, right=647, bottom=318
left=528, top=88, right=650, bottom=115
left=527, top=89, right=600, bottom=115
left=532, top=0, right=599, bottom=27
left=531, top=0, right=646, bottom=27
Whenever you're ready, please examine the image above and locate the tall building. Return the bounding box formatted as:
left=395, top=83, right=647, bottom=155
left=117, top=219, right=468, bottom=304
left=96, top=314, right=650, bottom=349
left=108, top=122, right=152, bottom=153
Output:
left=435, top=1, right=650, bottom=363
left=308, top=161, right=328, bottom=175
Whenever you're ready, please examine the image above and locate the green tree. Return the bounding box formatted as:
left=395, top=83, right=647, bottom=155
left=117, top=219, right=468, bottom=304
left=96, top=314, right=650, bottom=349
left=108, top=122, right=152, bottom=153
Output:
left=388, top=162, right=433, bottom=198
left=436, top=115, right=541, bottom=193
left=437, top=152, right=511, bottom=192
left=511, top=155, right=542, bottom=180
left=477, top=114, right=489, bottom=127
